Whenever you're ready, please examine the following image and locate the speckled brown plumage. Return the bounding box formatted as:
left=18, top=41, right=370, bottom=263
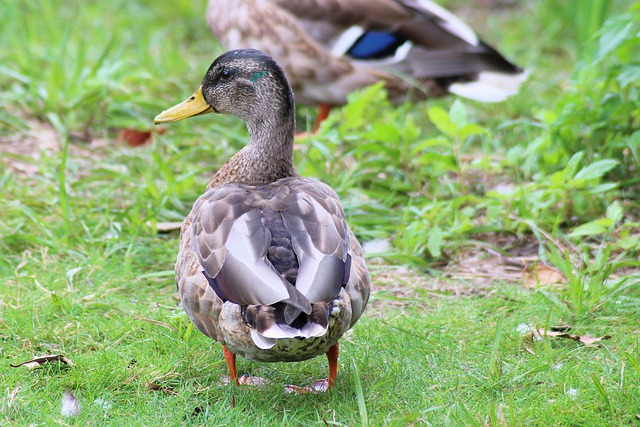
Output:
left=206, top=0, right=527, bottom=107
left=156, top=49, right=370, bottom=386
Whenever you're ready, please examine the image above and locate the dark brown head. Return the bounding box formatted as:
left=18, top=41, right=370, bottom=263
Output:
left=154, top=49, right=295, bottom=127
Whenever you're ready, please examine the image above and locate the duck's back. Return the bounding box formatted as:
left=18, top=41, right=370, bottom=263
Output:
left=176, top=177, right=369, bottom=361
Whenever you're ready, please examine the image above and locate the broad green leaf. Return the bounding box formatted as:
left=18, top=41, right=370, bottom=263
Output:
left=598, top=17, right=633, bottom=60
left=427, top=226, right=443, bottom=258
left=589, top=183, right=619, bottom=194
left=618, top=236, right=640, bottom=250
left=459, top=123, right=486, bottom=140
left=564, top=151, right=586, bottom=178
left=573, top=159, right=619, bottom=181
left=449, top=100, right=467, bottom=128
left=411, top=137, right=452, bottom=154
left=568, top=219, right=612, bottom=237
left=617, top=65, right=640, bottom=88
left=428, top=106, right=457, bottom=138
left=606, top=201, right=623, bottom=223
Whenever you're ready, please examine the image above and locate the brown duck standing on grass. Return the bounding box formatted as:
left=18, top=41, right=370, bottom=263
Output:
left=154, top=49, right=370, bottom=392
left=206, top=0, right=528, bottom=132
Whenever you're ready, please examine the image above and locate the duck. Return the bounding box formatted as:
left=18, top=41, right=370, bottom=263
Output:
left=154, top=49, right=370, bottom=391
left=206, top=0, right=527, bottom=130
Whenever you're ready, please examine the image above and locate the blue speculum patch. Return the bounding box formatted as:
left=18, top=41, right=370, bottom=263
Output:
left=347, top=31, right=406, bottom=60
left=250, top=70, right=269, bottom=82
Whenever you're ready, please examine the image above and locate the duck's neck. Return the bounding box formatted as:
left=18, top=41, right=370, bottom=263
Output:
left=208, top=109, right=297, bottom=189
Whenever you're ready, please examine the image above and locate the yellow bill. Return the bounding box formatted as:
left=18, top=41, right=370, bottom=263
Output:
left=154, top=86, right=213, bottom=124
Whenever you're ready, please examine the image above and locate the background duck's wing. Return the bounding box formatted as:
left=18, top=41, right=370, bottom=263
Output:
left=207, top=0, right=525, bottom=104
left=275, top=0, right=526, bottom=101
left=274, top=0, right=494, bottom=53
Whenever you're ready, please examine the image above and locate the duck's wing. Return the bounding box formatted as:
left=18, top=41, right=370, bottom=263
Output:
left=190, top=178, right=354, bottom=340
left=274, top=0, right=478, bottom=48
left=278, top=0, right=526, bottom=101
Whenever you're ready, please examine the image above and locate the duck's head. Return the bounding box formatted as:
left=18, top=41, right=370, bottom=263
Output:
left=154, top=49, right=295, bottom=125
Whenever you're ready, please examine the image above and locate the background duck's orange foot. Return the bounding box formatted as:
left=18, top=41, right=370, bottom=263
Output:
left=294, top=130, right=313, bottom=140
left=284, top=378, right=330, bottom=394
left=219, top=374, right=270, bottom=388
left=295, top=104, right=333, bottom=139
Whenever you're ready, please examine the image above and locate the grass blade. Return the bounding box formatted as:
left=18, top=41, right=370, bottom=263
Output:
left=590, top=373, right=613, bottom=419
left=352, top=358, right=368, bottom=427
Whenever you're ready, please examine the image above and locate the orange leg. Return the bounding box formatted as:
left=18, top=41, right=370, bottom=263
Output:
left=326, top=342, right=339, bottom=388
left=222, top=346, right=238, bottom=385
left=296, top=104, right=333, bottom=138
left=312, top=104, right=332, bottom=133
left=283, top=342, right=340, bottom=394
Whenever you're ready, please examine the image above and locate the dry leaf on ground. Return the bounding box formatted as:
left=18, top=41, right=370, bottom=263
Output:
left=145, top=380, right=178, bottom=395
left=521, top=325, right=611, bottom=354
left=10, top=354, right=75, bottom=370
left=118, top=128, right=152, bottom=147
left=523, top=263, right=565, bottom=288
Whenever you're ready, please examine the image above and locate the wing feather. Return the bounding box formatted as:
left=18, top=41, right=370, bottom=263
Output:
left=191, top=178, right=352, bottom=327
left=280, top=180, right=350, bottom=300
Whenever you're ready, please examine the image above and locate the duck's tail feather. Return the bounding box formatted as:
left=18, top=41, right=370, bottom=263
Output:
left=447, top=69, right=529, bottom=102
left=244, top=302, right=333, bottom=349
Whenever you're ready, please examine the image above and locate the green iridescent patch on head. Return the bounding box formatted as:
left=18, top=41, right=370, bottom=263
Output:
left=249, top=70, right=269, bottom=83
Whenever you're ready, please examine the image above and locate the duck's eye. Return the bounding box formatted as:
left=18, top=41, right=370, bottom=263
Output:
left=221, top=69, right=230, bottom=78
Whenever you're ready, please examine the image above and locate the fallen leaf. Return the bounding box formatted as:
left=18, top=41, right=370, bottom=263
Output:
left=10, top=354, right=75, bottom=370
left=578, top=335, right=612, bottom=346
left=145, top=380, right=177, bottom=395
left=533, top=328, right=574, bottom=340
left=61, top=389, right=81, bottom=417
left=145, top=380, right=161, bottom=391
left=521, top=326, right=611, bottom=350
left=118, top=128, right=152, bottom=147
left=523, top=263, right=565, bottom=288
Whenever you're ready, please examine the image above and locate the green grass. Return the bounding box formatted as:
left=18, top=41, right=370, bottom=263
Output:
left=1, top=0, right=640, bottom=425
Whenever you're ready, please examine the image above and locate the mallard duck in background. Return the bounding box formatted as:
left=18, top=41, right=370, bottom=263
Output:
left=154, top=49, right=370, bottom=391
left=206, top=0, right=527, bottom=130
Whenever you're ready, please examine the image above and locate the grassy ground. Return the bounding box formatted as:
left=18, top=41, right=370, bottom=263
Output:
left=1, top=0, right=639, bottom=425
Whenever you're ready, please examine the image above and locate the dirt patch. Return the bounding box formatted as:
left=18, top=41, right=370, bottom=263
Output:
left=0, top=118, right=112, bottom=178
left=367, top=233, right=566, bottom=315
